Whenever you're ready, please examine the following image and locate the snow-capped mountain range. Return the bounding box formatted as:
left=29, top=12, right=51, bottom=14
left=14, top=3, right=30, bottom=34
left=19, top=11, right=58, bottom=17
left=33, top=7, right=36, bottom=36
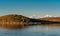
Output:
left=29, top=14, right=57, bottom=18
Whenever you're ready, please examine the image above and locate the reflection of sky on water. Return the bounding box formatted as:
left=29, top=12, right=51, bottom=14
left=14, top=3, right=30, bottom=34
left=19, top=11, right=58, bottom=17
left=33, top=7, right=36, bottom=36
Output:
left=24, top=25, right=49, bottom=32
left=21, top=25, right=60, bottom=36
left=0, top=25, right=60, bottom=36
left=23, top=25, right=60, bottom=35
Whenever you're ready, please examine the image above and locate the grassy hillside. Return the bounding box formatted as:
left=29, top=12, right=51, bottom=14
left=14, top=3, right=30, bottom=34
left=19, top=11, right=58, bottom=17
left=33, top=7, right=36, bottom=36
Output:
left=0, top=14, right=30, bottom=29
left=39, top=17, right=60, bottom=22
left=0, top=14, right=30, bottom=22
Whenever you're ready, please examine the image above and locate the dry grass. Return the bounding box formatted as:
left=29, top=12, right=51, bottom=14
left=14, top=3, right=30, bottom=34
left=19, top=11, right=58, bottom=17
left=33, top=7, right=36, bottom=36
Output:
left=39, top=17, right=60, bottom=22
left=0, top=14, right=30, bottom=29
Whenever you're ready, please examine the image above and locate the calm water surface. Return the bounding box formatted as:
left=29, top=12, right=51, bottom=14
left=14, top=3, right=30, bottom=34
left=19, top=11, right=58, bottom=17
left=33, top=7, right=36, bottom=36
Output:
left=0, top=25, right=60, bottom=36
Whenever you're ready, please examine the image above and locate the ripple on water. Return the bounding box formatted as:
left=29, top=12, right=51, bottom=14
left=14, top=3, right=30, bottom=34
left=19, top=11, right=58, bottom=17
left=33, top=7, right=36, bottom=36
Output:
left=0, top=25, right=59, bottom=36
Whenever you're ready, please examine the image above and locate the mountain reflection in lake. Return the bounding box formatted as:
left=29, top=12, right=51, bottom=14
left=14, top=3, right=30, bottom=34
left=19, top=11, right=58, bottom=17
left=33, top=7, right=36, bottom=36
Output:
left=0, top=24, right=60, bottom=36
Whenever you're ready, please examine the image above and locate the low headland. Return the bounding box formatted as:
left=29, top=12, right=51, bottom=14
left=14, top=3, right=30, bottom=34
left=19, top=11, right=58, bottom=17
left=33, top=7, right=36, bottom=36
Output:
left=0, top=14, right=60, bottom=29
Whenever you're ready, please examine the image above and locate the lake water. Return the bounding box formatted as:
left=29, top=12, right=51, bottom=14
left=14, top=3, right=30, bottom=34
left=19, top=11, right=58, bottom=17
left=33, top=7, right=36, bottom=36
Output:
left=0, top=25, right=60, bottom=36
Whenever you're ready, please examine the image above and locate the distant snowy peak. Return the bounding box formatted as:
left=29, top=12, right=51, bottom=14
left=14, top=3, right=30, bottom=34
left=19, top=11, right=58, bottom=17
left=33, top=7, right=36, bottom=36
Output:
left=43, top=14, right=57, bottom=17
left=28, top=14, right=57, bottom=18
left=29, top=15, right=37, bottom=18
left=44, top=14, right=53, bottom=17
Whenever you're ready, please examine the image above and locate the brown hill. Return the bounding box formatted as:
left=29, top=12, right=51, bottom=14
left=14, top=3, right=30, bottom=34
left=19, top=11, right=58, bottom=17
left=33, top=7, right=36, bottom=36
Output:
left=39, top=17, right=60, bottom=22
left=0, top=14, right=30, bottom=22
left=0, top=14, right=30, bottom=29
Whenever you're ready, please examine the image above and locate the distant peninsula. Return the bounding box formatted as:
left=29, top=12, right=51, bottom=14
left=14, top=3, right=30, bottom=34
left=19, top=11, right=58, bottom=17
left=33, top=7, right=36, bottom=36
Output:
left=0, top=14, right=60, bottom=29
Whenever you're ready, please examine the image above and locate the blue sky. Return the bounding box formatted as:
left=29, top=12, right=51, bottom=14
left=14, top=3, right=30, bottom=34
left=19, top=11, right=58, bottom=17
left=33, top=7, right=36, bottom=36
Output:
left=0, top=0, right=60, bottom=17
